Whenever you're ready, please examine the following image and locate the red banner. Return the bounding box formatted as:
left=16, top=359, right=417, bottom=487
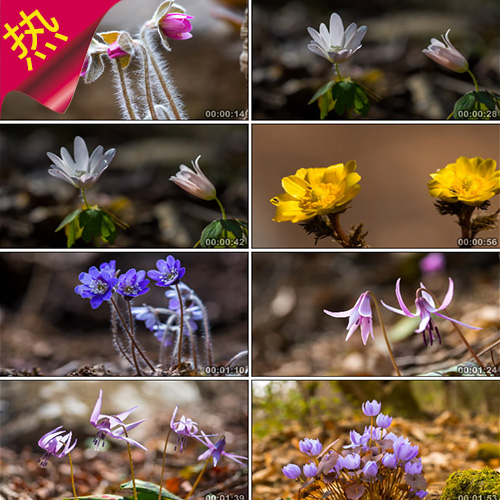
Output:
left=0, top=0, right=122, bottom=115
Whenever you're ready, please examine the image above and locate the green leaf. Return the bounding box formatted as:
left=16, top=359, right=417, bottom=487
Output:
left=120, top=480, right=184, bottom=500
left=66, top=217, right=81, bottom=248
left=352, top=83, right=370, bottom=116
left=318, top=90, right=334, bottom=120
left=331, top=80, right=356, bottom=116
left=101, top=213, right=117, bottom=244
left=56, top=208, right=82, bottom=232
left=80, top=208, right=104, bottom=244
left=200, top=219, right=248, bottom=248
left=308, top=80, right=335, bottom=104
left=221, top=218, right=244, bottom=239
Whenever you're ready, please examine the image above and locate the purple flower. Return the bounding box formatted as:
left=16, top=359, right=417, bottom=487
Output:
left=75, top=265, right=118, bottom=309
left=159, top=12, right=194, bottom=40
left=299, top=438, right=322, bottom=456
left=337, top=453, right=361, bottom=470
left=344, top=429, right=369, bottom=449
left=170, top=405, right=200, bottom=452
left=38, top=426, right=77, bottom=468
left=283, top=463, right=302, bottom=479
left=415, top=491, right=428, bottom=499
left=381, top=452, right=397, bottom=469
left=393, top=437, right=419, bottom=462
left=100, top=260, right=117, bottom=275
left=148, top=256, right=185, bottom=287
left=196, top=432, right=247, bottom=467
left=303, top=461, right=318, bottom=478
left=362, top=460, right=378, bottom=478
left=362, top=400, right=381, bottom=417
left=324, top=291, right=374, bottom=345
left=366, top=426, right=386, bottom=440
left=419, top=253, right=445, bottom=274
left=405, top=460, right=423, bottom=474
left=381, top=278, right=481, bottom=347
left=132, top=306, right=160, bottom=331
left=90, top=390, right=147, bottom=451
left=376, top=413, right=393, bottom=428
left=116, top=269, right=150, bottom=300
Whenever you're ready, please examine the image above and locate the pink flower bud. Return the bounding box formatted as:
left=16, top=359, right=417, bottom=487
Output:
left=107, top=41, right=129, bottom=59
left=159, top=12, right=194, bottom=40
left=422, top=29, right=469, bottom=73
left=170, top=156, right=217, bottom=201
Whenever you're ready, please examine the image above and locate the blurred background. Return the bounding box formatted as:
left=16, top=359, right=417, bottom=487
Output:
left=252, top=123, right=500, bottom=248
left=252, top=252, right=500, bottom=376
left=0, top=124, right=248, bottom=248
left=252, top=380, right=500, bottom=499
left=1, top=0, right=247, bottom=120
left=252, top=0, right=500, bottom=119
left=0, top=379, right=248, bottom=499
left=0, top=252, right=248, bottom=375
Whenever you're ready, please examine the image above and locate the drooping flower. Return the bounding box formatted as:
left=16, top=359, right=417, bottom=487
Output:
left=47, top=136, right=116, bottom=190
left=38, top=426, right=77, bottom=468
left=283, top=463, right=302, bottom=479
left=196, top=431, right=247, bottom=467
left=159, top=12, right=194, bottom=40
left=428, top=157, right=500, bottom=206
left=303, top=461, right=318, bottom=478
left=362, top=400, right=381, bottom=417
left=324, top=291, right=374, bottom=345
left=381, top=278, right=481, bottom=347
left=299, top=438, right=323, bottom=456
left=90, top=389, right=147, bottom=451
left=422, top=29, right=469, bottom=73
left=376, top=413, right=393, bottom=429
left=271, top=162, right=361, bottom=223
left=307, top=12, right=367, bottom=64
left=99, top=31, right=135, bottom=69
left=75, top=265, right=119, bottom=309
left=170, top=405, right=200, bottom=452
left=116, top=269, right=150, bottom=300
left=170, top=155, right=217, bottom=201
left=148, top=255, right=185, bottom=287
left=80, top=37, right=108, bottom=83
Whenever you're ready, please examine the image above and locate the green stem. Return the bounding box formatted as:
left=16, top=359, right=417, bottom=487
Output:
left=369, top=292, right=402, bottom=376
left=335, top=63, right=343, bottom=82
left=158, top=427, right=173, bottom=500
left=185, top=455, right=211, bottom=500
left=81, top=189, right=91, bottom=209
left=174, top=283, right=184, bottom=368
left=67, top=452, right=78, bottom=500
left=214, top=196, right=226, bottom=220
left=467, top=68, right=479, bottom=92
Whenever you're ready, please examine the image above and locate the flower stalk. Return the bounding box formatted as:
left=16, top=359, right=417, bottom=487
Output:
left=185, top=454, right=211, bottom=500
left=67, top=452, right=78, bottom=500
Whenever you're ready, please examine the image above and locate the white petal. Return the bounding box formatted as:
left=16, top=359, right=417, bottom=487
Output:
left=328, top=13, right=344, bottom=46
left=347, top=26, right=367, bottom=50
left=60, top=146, right=77, bottom=173
left=73, top=136, right=89, bottom=171
left=47, top=152, right=71, bottom=174
left=308, top=43, right=330, bottom=61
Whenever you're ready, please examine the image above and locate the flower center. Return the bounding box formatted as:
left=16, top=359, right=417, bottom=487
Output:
left=299, top=183, right=340, bottom=210
left=91, top=278, right=109, bottom=295
left=450, top=175, right=485, bottom=197
left=329, top=45, right=343, bottom=52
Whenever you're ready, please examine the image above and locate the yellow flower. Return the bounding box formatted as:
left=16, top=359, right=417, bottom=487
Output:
left=270, top=161, right=361, bottom=222
left=428, top=156, right=500, bottom=206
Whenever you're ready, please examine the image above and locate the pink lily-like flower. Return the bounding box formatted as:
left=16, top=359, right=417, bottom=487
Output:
left=422, top=29, right=469, bottom=73
left=196, top=431, right=247, bottom=467
left=90, top=390, right=147, bottom=451
left=38, top=425, right=77, bottom=467
left=381, top=278, right=481, bottom=346
left=170, top=405, right=200, bottom=452
left=324, top=291, right=374, bottom=345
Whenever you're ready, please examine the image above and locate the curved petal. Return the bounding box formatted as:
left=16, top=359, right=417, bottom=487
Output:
left=415, top=309, right=431, bottom=333
left=395, top=278, right=413, bottom=316
left=74, top=136, right=89, bottom=171
left=380, top=300, right=408, bottom=317
left=324, top=307, right=355, bottom=318
left=60, top=146, right=76, bottom=172
left=434, top=312, right=482, bottom=330
left=282, top=175, right=309, bottom=198
left=90, top=390, right=103, bottom=425
left=438, top=277, right=454, bottom=310
left=47, top=152, right=71, bottom=174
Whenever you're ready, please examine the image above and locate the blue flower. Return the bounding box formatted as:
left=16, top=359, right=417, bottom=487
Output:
left=303, top=461, right=318, bottom=478
left=75, top=265, right=118, bottom=309
left=282, top=463, right=302, bottom=480
left=116, top=269, right=149, bottom=300
left=362, top=460, right=378, bottom=478
left=148, top=256, right=185, bottom=287
left=299, top=438, right=322, bottom=456
left=376, top=413, right=393, bottom=428
left=131, top=306, right=160, bottom=331
left=362, top=400, right=381, bottom=417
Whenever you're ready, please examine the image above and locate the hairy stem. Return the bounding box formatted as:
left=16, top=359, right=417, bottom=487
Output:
left=116, top=60, right=137, bottom=120
left=174, top=283, right=185, bottom=368
left=369, top=292, right=402, bottom=376
left=139, top=44, right=158, bottom=119
left=191, top=295, right=213, bottom=367
left=185, top=320, right=198, bottom=371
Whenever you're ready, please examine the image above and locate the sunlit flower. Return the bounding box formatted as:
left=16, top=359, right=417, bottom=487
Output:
left=299, top=438, right=323, bottom=456
left=362, top=460, right=378, bottom=478
left=362, top=400, right=381, bottom=417
left=90, top=389, right=147, bottom=451
left=47, top=136, right=116, bottom=190
left=307, top=13, right=367, bottom=64
left=170, top=155, right=217, bottom=201
left=303, top=461, right=318, bottom=478
left=422, top=29, right=469, bottom=73
left=159, top=12, right=194, bottom=40
left=283, top=463, right=302, bottom=479
left=428, top=156, right=500, bottom=206
left=337, top=453, right=361, bottom=470
left=324, top=291, right=373, bottom=345
left=376, top=413, right=393, bottom=429
left=38, top=426, right=77, bottom=467
left=381, top=278, right=481, bottom=347
left=99, top=31, right=135, bottom=68
left=271, top=161, right=361, bottom=223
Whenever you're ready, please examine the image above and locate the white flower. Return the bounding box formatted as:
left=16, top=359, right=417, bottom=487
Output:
left=47, top=136, right=116, bottom=189
left=422, top=29, right=469, bottom=73
left=307, top=12, right=367, bottom=64
left=170, top=155, right=216, bottom=201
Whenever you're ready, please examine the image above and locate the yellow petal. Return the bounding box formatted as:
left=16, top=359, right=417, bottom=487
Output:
left=282, top=175, right=309, bottom=199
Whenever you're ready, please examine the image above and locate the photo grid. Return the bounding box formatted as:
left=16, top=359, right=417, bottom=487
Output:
left=0, top=1, right=499, bottom=500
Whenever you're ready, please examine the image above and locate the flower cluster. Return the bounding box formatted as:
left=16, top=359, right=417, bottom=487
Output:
left=282, top=400, right=428, bottom=500
left=170, top=405, right=247, bottom=467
